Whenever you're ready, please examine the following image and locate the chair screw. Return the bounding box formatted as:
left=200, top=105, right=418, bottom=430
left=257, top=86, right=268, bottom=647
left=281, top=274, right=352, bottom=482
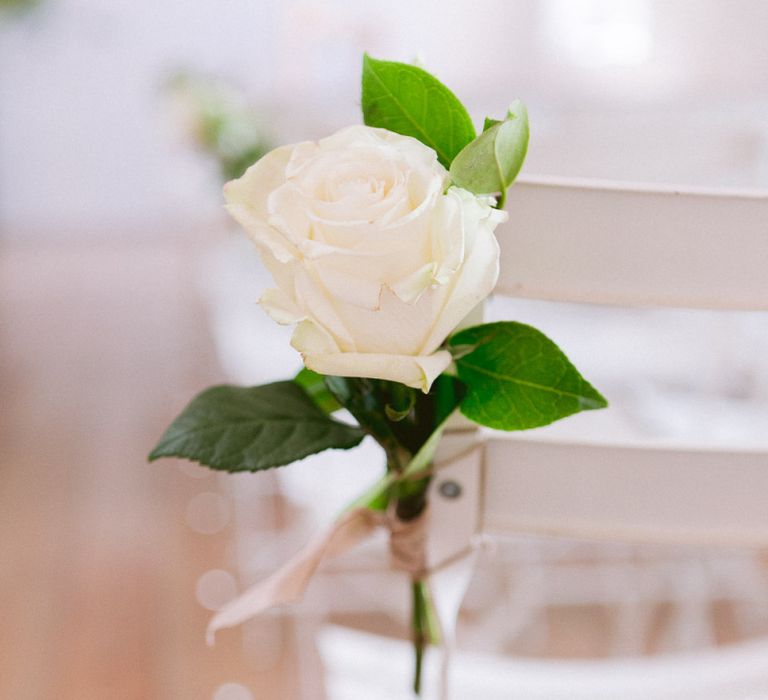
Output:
left=438, top=480, right=462, bottom=499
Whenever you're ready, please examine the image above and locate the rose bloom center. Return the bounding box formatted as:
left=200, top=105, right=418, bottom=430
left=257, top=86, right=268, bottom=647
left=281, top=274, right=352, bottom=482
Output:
left=308, top=152, right=402, bottom=205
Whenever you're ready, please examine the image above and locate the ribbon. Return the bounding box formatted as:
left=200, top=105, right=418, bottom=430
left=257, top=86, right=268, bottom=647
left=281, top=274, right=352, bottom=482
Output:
left=207, top=505, right=437, bottom=644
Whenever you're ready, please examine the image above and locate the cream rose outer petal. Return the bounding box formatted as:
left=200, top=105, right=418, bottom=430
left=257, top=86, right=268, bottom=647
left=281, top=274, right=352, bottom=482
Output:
left=305, top=351, right=453, bottom=393
left=224, top=145, right=297, bottom=263
left=259, top=288, right=305, bottom=325
left=417, top=188, right=506, bottom=354
left=290, top=320, right=451, bottom=393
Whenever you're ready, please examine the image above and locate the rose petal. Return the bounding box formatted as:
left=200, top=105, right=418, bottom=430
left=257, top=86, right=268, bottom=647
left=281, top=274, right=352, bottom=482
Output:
left=299, top=349, right=453, bottom=393
left=418, top=192, right=502, bottom=354
left=293, top=268, right=357, bottom=351
left=267, top=182, right=312, bottom=246
left=259, top=288, right=305, bottom=325
left=224, top=146, right=297, bottom=262
left=311, top=260, right=383, bottom=310
left=329, top=285, right=440, bottom=356
left=290, top=319, right=340, bottom=355
left=388, top=262, right=436, bottom=304
left=430, top=192, right=465, bottom=284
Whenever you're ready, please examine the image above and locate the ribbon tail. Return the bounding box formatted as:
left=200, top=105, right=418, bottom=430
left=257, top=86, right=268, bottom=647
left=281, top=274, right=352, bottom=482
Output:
left=207, top=507, right=381, bottom=645
left=428, top=549, right=478, bottom=700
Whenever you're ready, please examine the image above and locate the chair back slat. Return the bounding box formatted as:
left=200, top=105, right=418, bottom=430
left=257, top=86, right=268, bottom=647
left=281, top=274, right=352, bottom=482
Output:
left=482, top=437, right=768, bottom=545
left=499, top=177, right=768, bottom=310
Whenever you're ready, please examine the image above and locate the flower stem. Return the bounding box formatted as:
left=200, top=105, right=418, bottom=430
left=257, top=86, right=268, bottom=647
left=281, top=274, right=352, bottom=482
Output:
left=410, top=577, right=441, bottom=695
left=411, top=578, right=427, bottom=695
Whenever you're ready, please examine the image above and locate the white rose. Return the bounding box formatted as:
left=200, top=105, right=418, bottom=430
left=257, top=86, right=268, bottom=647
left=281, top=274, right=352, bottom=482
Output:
left=224, top=125, right=506, bottom=392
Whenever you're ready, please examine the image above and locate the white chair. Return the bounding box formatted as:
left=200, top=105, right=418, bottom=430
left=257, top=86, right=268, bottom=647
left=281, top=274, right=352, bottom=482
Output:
left=403, top=175, right=768, bottom=698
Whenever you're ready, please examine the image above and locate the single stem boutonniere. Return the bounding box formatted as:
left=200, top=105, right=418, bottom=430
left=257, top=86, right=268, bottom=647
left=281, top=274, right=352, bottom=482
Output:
left=150, top=54, right=607, bottom=696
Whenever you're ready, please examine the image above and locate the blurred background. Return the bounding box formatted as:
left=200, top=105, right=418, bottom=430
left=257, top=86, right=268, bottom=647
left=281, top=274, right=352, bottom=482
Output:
left=2, top=1, right=767, bottom=698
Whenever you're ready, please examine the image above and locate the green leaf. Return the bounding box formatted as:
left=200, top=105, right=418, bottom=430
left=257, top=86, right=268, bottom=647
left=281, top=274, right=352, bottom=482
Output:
left=449, top=99, right=529, bottom=195
left=148, top=381, right=364, bottom=472
left=385, top=404, right=411, bottom=422
left=449, top=322, right=607, bottom=431
left=294, top=367, right=342, bottom=414
left=483, top=117, right=501, bottom=132
left=361, top=54, right=476, bottom=167
left=385, top=383, right=416, bottom=422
